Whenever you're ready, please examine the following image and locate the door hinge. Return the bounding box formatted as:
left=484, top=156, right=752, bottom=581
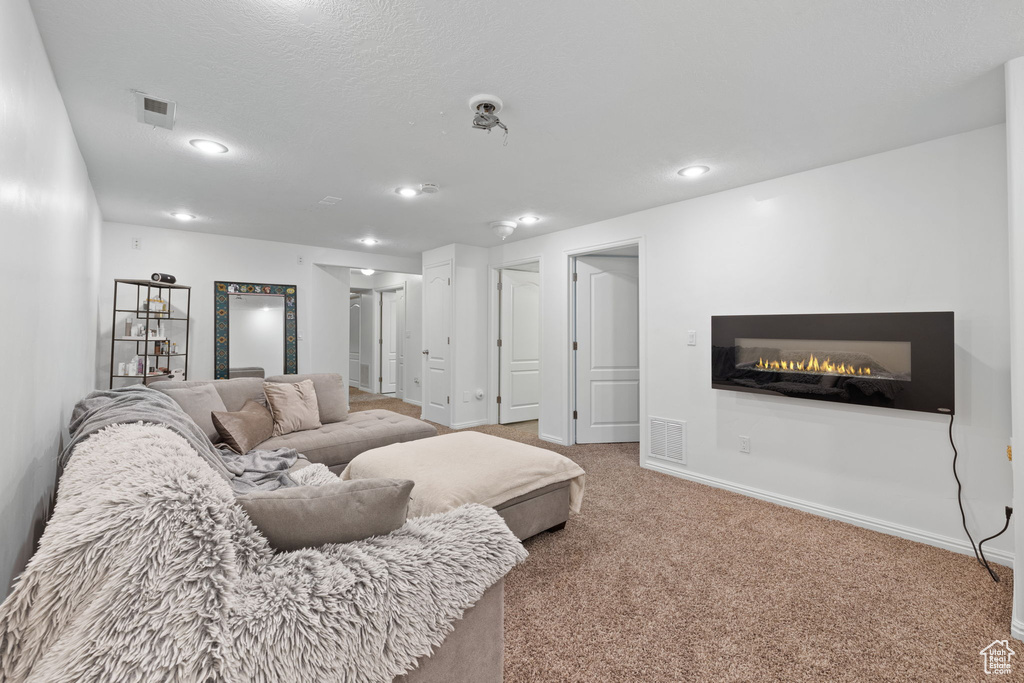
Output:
left=447, top=336, right=450, bottom=344
left=378, top=377, right=382, bottom=383
left=497, top=338, right=503, bottom=347
left=496, top=395, right=502, bottom=404
left=572, top=341, right=578, bottom=350
left=448, top=277, right=451, bottom=285
left=379, top=338, right=383, bottom=344
left=447, top=395, right=450, bottom=404
left=497, top=281, right=503, bottom=291
left=573, top=410, right=578, bottom=420
left=572, top=272, right=578, bottom=282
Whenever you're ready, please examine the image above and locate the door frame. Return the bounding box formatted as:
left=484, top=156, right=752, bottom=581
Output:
left=566, top=237, right=647, bottom=450
left=487, top=255, right=543, bottom=427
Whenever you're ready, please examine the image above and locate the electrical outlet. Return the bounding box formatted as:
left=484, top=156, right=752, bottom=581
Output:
left=687, top=330, right=696, bottom=346
left=739, top=436, right=751, bottom=453
left=297, top=255, right=305, bottom=265
left=132, top=237, right=142, bottom=250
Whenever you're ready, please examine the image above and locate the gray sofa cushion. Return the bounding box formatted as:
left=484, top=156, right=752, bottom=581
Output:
left=266, top=373, right=348, bottom=423
left=150, top=383, right=227, bottom=443
left=235, top=478, right=414, bottom=551
left=259, top=409, right=437, bottom=469
left=264, top=379, right=322, bottom=437
left=152, top=377, right=264, bottom=412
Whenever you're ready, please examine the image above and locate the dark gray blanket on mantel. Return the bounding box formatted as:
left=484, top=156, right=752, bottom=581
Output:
left=62, top=385, right=301, bottom=492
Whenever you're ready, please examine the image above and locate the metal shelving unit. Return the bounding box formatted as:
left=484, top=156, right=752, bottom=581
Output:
left=108, top=279, right=191, bottom=388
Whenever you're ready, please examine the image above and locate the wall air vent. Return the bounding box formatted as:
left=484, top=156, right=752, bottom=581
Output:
left=134, top=91, right=176, bottom=130
left=650, top=417, right=686, bottom=464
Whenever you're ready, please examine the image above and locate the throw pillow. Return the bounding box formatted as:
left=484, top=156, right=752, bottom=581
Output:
left=235, top=478, right=414, bottom=551
left=211, top=400, right=274, bottom=454
left=263, top=379, right=322, bottom=437
left=265, top=373, right=348, bottom=423
left=152, top=383, right=227, bottom=444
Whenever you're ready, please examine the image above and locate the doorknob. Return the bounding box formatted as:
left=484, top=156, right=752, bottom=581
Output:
left=422, top=349, right=429, bottom=355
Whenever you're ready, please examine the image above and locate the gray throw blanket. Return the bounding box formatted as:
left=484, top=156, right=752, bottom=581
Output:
left=62, top=386, right=300, bottom=492
left=0, top=423, right=527, bottom=682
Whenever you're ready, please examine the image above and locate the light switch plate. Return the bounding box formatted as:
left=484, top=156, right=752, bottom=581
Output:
left=687, top=330, right=696, bottom=346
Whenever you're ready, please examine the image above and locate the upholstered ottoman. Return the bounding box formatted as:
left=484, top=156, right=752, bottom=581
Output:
left=340, top=431, right=586, bottom=540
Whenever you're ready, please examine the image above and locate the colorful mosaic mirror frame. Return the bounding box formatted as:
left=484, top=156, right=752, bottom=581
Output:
left=214, top=281, right=298, bottom=379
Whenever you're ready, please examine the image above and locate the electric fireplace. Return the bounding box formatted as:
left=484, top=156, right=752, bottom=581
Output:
left=711, top=312, right=954, bottom=414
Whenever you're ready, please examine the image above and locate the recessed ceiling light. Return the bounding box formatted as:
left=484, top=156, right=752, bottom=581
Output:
left=518, top=215, right=540, bottom=224
left=678, top=165, right=710, bottom=178
left=361, top=269, right=375, bottom=276
left=359, top=238, right=379, bottom=245
left=189, top=139, right=229, bottom=154
left=395, top=186, right=420, bottom=198
left=170, top=212, right=195, bottom=221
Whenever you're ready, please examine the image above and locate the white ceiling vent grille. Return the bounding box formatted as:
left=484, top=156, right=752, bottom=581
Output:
left=650, top=417, right=686, bottom=464
left=134, top=92, right=176, bottom=130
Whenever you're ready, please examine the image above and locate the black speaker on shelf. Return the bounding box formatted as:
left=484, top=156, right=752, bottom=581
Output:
left=151, top=273, right=177, bottom=284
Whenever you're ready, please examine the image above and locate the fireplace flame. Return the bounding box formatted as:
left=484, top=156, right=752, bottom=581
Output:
left=756, top=354, right=871, bottom=376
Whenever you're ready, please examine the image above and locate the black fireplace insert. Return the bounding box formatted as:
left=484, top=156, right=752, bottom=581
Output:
left=711, top=312, right=954, bottom=414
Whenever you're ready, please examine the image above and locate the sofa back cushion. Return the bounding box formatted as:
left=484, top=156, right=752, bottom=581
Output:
left=266, top=373, right=348, bottom=423
left=150, top=383, right=227, bottom=443
left=235, top=478, right=414, bottom=551
left=264, top=379, right=322, bottom=437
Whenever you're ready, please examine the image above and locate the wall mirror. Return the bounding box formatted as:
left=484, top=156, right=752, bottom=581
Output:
left=214, top=281, right=297, bottom=379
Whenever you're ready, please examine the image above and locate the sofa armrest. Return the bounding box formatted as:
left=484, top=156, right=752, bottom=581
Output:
left=394, top=578, right=504, bottom=683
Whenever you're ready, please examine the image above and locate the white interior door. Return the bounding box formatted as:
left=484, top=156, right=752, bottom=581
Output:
left=380, top=290, right=399, bottom=394
left=500, top=270, right=541, bottom=424
left=574, top=255, right=640, bottom=443
left=348, top=299, right=360, bottom=387
left=359, top=293, right=374, bottom=389
left=422, top=262, right=452, bottom=425
left=395, top=287, right=406, bottom=399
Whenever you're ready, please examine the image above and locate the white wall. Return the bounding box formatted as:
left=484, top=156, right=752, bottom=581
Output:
left=1005, top=57, right=1024, bottom=640
left=0, top=0, right=102, bottom=595
left=489, top=125, right=1014, bottom=564
left=98, top=222, right=420, bottom=382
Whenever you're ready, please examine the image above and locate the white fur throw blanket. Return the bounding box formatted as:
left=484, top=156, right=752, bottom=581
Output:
left=0, top=423, right=527, bottom=682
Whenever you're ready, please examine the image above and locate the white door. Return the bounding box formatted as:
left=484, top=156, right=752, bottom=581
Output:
left=500, top=270, right=541, bottom=424
left=574, top=256, right=640, bottom=443
left=359, top=293, right=374, bottom=389
left=348, top=299, right=360, bottom=387
left=380, top=290, right=399, bottom=394
left=395, top=287, right=406, bottom=399
left=422, top=262, right=452, bottom=425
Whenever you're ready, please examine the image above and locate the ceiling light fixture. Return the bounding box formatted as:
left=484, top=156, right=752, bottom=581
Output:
left=518, top=215, right=540, bottom=224
left=678, top=165, right=710, bottom=178
left=395, top=186, right=420, bottom=198
left=361, top=269, right=375, bottom=276
left=170, top=212, right=195, bottom=221
left=491, top=221, right=517, bottom=241
left=189, top=139, right=229, bottom=154
left=360, top=238, right=379, bottom=245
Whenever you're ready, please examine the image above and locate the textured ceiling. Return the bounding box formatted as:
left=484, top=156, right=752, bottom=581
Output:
left=30, top=0, right=1024, bottom=257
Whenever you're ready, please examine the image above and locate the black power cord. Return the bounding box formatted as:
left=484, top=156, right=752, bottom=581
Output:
left=949, top=413, right=1013, bottom=582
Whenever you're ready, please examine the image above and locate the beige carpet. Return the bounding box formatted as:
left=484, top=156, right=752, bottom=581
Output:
left=349, top=390, right=1017, bottom=682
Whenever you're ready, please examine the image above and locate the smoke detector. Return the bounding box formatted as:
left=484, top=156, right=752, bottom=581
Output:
left=491, top=221, right=516, bottom=241
left=134, top=91, right=176, bottom=130
left=469, top=94, right=508, bottom=141
left=419, top=183, right=439, bottom=194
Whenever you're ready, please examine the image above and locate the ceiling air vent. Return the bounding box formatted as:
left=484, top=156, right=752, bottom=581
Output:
left=650, top=417, right=686, bottom=464
left=134, top=91, right=176, bottom=130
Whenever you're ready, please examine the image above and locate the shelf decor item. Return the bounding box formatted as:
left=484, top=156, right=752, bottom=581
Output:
left=108, top=279, right=191, bottom=388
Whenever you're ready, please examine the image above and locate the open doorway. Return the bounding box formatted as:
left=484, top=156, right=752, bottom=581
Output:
left=571, top=245, right=640, bottom=444
left=348, top=269, right=422, bottom=406
left=496, top=262, right=541, bottom=434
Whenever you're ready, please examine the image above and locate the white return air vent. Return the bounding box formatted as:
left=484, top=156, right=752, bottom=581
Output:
left=134, top=92, right=176, bottom=130
left=649, top=417, right=686, bottom=464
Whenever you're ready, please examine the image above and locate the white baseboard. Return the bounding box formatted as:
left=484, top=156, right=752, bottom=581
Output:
left=402, top=398, right=422, bottom=407
left=450, top=419, right=489, bottom=430
left=539, top=433, right=568, bottom=446
left=1012, top=616, right=1024, bottom=641
left=643, top=460, right=1014, bottom=569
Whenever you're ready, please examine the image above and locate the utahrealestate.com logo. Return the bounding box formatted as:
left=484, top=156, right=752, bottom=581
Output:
left=980, top=640, right=1015, bottom=675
